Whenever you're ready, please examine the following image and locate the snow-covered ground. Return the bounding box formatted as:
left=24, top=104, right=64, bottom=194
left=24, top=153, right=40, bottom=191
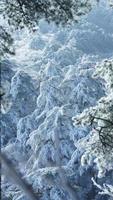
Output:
left=1, top=1, right=113, bottom=200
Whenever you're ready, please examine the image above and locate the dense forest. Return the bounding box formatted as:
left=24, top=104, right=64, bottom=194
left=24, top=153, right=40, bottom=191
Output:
left=1, top=0, right=113, bottom=200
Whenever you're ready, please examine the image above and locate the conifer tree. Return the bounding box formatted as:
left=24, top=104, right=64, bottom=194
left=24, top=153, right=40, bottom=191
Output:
left=0, top=0, right=98, bottom=58
left=73, top=59, right=113, bottom=197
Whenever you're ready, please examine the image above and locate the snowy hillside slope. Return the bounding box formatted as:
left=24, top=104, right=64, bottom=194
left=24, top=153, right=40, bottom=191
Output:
left=1, top=2, right=113, bottom=200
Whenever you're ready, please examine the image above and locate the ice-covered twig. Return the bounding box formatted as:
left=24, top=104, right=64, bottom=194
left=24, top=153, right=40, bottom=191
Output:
left=92, top=177, right=113, bottom=197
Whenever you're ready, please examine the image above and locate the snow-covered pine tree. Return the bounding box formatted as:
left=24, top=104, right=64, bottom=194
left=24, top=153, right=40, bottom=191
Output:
left=0, top=0, right=98, bottom=58
left=73, top=59, right=113, bottom=197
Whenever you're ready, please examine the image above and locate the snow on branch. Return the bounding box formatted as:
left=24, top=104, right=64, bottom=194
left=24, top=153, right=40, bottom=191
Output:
left=92, top=177, right=113, bottom=197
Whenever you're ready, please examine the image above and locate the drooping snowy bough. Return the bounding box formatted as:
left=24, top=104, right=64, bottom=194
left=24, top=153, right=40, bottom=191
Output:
left=73, top=59, right=113, bottom=197
left=0, top=0, right=98, bottom=58
left=3, top=0, right=98, bottom=27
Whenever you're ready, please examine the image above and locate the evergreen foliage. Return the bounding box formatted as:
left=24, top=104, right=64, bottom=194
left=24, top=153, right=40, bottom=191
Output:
left=73, top=59, right=113, bottom=195
left=0, top=0, right=98, bottom=58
